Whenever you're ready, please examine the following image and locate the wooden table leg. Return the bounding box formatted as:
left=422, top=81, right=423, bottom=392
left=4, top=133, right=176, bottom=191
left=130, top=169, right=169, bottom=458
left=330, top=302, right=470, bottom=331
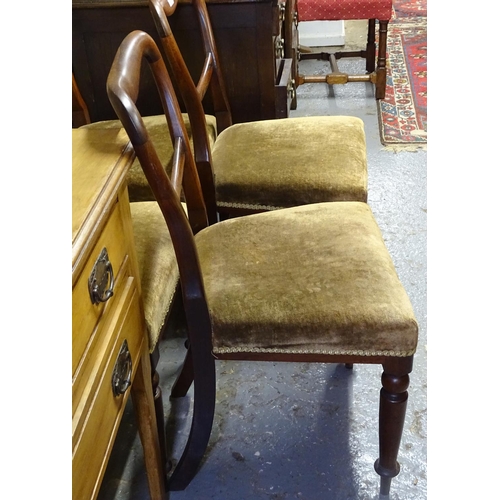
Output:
left=131, top=343, right=167, bottom=500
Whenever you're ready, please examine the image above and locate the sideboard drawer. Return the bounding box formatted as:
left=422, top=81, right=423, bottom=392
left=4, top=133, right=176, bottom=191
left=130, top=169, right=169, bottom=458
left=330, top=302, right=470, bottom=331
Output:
left=72, top=276, right=144, bottom=500
left=72, top=197, right=129, bottom=377
left=72, top=253, right=135, bottom=422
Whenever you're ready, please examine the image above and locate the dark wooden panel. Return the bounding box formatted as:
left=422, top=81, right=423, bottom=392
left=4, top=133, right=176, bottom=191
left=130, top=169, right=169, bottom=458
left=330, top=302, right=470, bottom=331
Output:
left=72, top=0, right=285, bottom=124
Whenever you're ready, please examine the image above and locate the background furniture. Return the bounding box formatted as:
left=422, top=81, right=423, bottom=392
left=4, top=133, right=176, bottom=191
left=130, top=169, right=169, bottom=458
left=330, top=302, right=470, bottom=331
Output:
left=72, top=0, right=295, bottom=124
left=295, top=0, right=392, bottom=99
left=72, top=127, right=166, bottom=500
left=72, top=73, right=90, bottom=127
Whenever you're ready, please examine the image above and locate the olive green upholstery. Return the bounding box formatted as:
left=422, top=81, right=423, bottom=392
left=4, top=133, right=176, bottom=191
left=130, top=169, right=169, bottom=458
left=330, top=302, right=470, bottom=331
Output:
left=130, top=201, right=180, bottom=353
left=84, top=114, right=366, bottom=209
left=195, top=202, right=417, bottom=357
left=82, top=114, right=218, bottom=202
left=212, top=116, right=368, bottom=210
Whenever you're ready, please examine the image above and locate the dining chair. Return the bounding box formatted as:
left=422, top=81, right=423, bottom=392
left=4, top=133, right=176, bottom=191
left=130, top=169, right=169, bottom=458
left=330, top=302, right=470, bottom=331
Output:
left=107, top=29, right=418, bottom=496
left=296, top=0, right=393, bottom=99
left=142, top=0, right=369, bottom=223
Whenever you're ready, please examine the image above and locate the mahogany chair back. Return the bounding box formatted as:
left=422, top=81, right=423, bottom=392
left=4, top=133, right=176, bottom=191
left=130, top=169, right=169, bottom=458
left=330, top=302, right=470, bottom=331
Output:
left=150, top=0, right=232, bottom=133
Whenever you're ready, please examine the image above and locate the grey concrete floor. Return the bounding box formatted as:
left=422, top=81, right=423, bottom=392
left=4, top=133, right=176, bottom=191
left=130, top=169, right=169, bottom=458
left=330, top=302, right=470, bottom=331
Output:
left=97, top=34, right=427, bottom=500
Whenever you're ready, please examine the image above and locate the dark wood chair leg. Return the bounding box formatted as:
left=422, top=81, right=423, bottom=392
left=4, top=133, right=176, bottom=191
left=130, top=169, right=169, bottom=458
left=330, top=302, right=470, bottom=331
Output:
left=150, top=348, right=168, bottom=473
left=374, top=359, right=412, bottom=496
left=171, top=345, right=194, bottom=398
left=366, top=19, right=376, bottom=73
left=167, top=319, right=216, bottom=491
left=375, top=20, right=389, bottom=99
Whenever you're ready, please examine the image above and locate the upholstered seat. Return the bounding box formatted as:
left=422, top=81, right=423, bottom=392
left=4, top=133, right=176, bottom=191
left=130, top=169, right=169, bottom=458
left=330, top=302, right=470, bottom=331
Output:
left=130, top=202, right=180, bottom=351
left=298, top=0, right=392, bottom=22
left=213, top=116, right=367, bottom=210
left=83, top=114, right=218, bottom=202
left=106, top=30, right=419, bottom=496
left=196, top=202, right=417, bottom=357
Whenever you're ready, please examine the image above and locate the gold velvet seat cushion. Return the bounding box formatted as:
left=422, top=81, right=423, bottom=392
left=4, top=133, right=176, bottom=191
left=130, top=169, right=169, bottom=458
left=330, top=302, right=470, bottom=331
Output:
left=130, top=201, right=180, bottom=352
left=212, top=116, right=368, bottom=210
left=195, top=202, right=418, bottom=357
left=83, top=114, right=218, bottom=202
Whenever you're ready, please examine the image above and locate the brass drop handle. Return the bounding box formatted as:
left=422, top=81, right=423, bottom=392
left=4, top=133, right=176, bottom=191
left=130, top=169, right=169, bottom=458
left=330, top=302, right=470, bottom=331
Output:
left=111, top=340, right=132, bottom=397
left=88, top=247, right=115, bottom=304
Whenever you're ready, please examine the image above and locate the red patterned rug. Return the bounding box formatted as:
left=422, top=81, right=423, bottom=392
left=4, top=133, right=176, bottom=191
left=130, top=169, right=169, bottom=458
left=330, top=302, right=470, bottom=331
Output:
left=377, top=0, right=427, bottom=146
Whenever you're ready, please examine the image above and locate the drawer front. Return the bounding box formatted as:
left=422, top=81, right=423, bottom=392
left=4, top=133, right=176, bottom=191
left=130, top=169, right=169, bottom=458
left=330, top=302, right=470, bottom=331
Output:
left=72, top=198, right=128, bottom=376
left=72, top=254, right=134, bottom=420
left=72, top=278, right=144, bottom=500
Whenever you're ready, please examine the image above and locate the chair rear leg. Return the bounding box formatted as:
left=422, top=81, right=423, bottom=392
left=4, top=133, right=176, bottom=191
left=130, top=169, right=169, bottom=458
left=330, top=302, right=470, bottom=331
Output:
left=375, top=20, right=389, bottom=99
left=167, top=325, right=216, bottom=491
left=374, top=359, right=411, bottom=496
left=366, top=19, right=376, bottom=73
left=171, top=345, right=194, bottom=398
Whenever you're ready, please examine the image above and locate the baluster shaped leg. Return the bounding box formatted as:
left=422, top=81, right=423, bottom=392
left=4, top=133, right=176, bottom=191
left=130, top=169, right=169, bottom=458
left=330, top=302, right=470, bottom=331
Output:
left=374, top=363, right=410, bottom=496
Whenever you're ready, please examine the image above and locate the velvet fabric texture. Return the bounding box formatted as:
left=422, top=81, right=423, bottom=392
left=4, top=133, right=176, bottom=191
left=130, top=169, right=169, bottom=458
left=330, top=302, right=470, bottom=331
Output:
left=195, top=202, right=418, bottom=357
left=83, top=114, right=218, bottom=202
left=212, top=116, right=368, bottom=210
left=130, top=202, right=180, bottom=352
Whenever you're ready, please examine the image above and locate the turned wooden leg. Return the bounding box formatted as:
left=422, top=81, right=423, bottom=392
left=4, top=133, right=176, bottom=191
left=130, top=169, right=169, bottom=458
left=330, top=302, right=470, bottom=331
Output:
left=366, top=19, right=376, bottom=73
left=375, top=20, right=389, bottom=99
left=374, top=361, right=411, bottom=496
left=132, top=345, right=167, bottom=500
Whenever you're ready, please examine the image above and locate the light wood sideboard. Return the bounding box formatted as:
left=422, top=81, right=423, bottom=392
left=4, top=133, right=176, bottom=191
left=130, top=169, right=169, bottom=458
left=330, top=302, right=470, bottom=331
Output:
left=72, top=127, right=166, bottom=500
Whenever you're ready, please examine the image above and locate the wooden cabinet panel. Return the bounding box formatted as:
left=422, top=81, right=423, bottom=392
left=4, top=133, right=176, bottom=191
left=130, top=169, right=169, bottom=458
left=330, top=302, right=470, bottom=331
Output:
left=72, top=128, right=165, bottom=500
left=72, top=278, right=144, bottom=500
left=72, top=200, right=129, bottom=376
left=72, top=0, right=292, bottom=124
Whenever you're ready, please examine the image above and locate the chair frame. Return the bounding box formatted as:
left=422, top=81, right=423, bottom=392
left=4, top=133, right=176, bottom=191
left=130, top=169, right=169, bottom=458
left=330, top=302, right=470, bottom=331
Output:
left=150, top=0, right=232, bottom=137
left=150, top=0, right=235, bottom=224
left=107, top=30, right=414, bottom=497
left=149, top=0, right=370, bottom=224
